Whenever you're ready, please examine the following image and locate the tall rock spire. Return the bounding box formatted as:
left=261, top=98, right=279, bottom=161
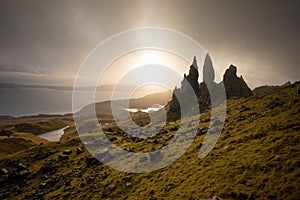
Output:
left=203, top=54, right=215, bottom=84
left=192, top=56, right=198, bottom=69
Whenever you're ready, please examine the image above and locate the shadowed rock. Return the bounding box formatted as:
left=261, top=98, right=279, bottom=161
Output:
left=223, top=65, right=253, bottom=98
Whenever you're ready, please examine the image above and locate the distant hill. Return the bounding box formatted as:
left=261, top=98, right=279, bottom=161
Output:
left=78, top=90, right=172, bottom=116
left=253, top=81, right=291, bottom=95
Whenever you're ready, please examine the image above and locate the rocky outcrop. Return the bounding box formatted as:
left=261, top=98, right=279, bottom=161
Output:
left=168, top=56, right=200, bottom=114
left=167, top=54, right=253, bottom=120
left=223, top=65, right=253, bottom=98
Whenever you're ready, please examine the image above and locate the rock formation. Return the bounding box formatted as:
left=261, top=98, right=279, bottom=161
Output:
left=182, top=56, right=200, bottom=97
left=223, top=65, right=253, bottom=98
left=202, top=54, right=215, bottom=85
left=169, top=56, right=199, bottom=113
left=167, top=54, right=253, bottom=121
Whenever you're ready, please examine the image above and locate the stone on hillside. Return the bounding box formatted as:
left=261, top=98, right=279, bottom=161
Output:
left=268, top=97, right=283, bottom=109
left=39, top=182, right=47, bottom=189
left=85, top=155, right=100, bottom=166
left=58, top=154, right=69, bottom=162
left=63, top=149, right=72, bottom=155
left=212, top=119, right=223, bottom=126
left=31, top=149, right=51, bottom=160
left=76, top=148, right=83, bottom=155
left=149, top=150, right=162, bottom=162
left=197, top=127, right=208, bottom=135
left=39, top=160, right=58, bottom=175
left=0, top=168, right=9, bottom=175
left=223, top=65, right=253, bottom=98
left=18, top=169, right=32, bottom=177
left=17, top=163, right=28, bottom=171
left=126, top=182, right=132, bottom=187
left=237, top=115, right=245, bottom=121
left=240, top=105, right=251, bottom=112
left=165, top=183, right=176, bottom=192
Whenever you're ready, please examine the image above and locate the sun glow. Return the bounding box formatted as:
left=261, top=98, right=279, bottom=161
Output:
left=99, top=49, right=189, bottom=86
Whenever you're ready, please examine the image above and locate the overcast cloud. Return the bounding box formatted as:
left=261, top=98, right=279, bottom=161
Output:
left=0, top=0, right=299, bottom=88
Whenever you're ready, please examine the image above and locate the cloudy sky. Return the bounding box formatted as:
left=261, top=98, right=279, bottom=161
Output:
left=0, top=0, right=299, bottom=89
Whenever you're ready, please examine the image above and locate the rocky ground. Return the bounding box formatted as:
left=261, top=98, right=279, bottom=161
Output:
left=0, top=82, right=299, bottom=199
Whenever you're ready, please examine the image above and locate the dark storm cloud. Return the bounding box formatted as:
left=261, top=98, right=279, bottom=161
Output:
left=0, top=0, right=299, bottom=87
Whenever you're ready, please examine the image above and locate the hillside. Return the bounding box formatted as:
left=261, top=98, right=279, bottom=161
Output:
left=0, top=81, right=299, bottom=199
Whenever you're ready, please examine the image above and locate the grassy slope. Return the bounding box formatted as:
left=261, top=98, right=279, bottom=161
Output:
left=0, top=118, right=72, bottom=158
left=0, top=82, right=299, bottom=199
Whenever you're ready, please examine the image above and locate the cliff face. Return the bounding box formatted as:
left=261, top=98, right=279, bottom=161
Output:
left=168, top=54, right=253, bottom=120
left=223, top=65, right=253, bottom=98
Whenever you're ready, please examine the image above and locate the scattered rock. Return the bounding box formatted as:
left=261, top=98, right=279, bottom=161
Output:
left=212, top=119, right=223, bottom=126
left=31, top=149, right=51, bottom=160
left=39, top=160, right=58, bottom=175
left=17, top=163, right=28, bottom=171
left=208, top=127, right=221, bottom=134
left=65, top=179, right=71, bottom=187
left=87, top=176, right=95, bottom=183
left=132, top=137, right=141, bottom=143
left=165, top=135, right=173, bottom=140
left=76, top=148, right=83, bottom=155
left=149, top=150, right=162, bottom=162
left=63, top=149, right=72, bottom=155
left=58, top=154, right=69, bottom=162
left=165, top=183, right=175, bottom=192
left=139, top=156, right=148, bottom=162
left=18, top=169, right=32, bottom=177
left=240, top=105, right=251, bottom=112
left=153, top=139, right=159, bottom=144
left=39, top=182, right=47, bottom=189
left=268, top=97, right=283, bottom=109
left=237, top=115, right=245, bottom=121
left=0, top=168, right=9, bottom=175
left=126, top=182, right=132, bottom=187
left=197, top=127, right=208, bottom=135
left=85, top=156, right=100, bottom=166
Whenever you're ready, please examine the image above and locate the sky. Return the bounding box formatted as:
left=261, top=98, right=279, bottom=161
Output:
left=0, top=0, right=299, bottom=89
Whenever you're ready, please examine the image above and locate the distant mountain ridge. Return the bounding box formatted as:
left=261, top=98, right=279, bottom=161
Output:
left=78, top=91, right=172, bottom=116
left=0, top=82, right=139, bottom=91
